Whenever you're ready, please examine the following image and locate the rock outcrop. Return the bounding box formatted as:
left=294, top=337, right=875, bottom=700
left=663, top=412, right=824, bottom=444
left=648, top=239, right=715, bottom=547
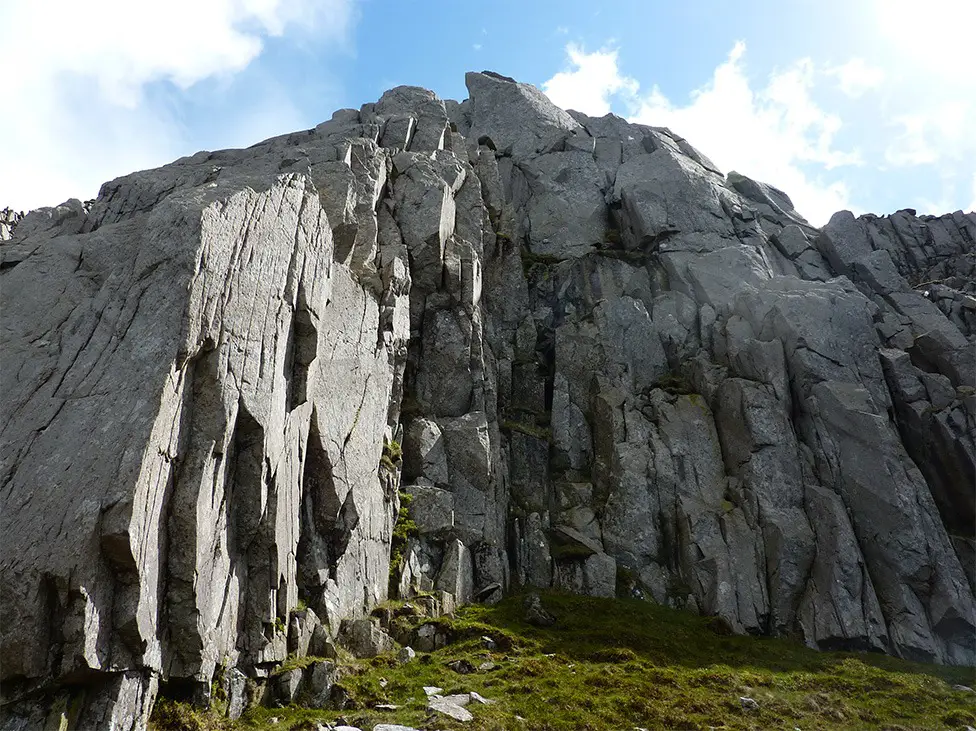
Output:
left=0, top=207, right=23, bottom=242
left=1, top=72, right=973, bottom=729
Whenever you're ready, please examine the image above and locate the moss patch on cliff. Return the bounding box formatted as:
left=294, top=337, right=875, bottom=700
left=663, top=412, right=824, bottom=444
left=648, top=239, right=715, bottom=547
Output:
left=500, top=419, right=552, bottom=442
left=387, top=490, right=418, bottom=594
left=151, top=592, right=976, bottom=731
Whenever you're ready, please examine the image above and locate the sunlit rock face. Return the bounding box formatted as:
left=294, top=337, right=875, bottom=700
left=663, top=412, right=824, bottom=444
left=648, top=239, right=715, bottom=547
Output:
left=1, top=71, right=973, bottom=729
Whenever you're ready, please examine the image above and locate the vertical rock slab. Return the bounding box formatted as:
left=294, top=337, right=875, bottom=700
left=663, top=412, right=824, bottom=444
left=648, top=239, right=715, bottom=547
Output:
left=2, top=163, right=403, bottom=724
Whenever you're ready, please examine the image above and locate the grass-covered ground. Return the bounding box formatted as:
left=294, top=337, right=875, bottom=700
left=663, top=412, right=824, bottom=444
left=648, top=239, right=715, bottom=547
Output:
left=152, top=592, right=976, bottom=730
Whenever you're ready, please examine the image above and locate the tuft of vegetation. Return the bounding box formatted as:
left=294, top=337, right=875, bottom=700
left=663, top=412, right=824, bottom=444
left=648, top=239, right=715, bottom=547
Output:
left=665, top=576, right=694, bottom=602
left=519, top=246, right=563, bottom=277
left=653, top=370, right=697, bottom=396
left=151, top=592, right=976, bottom=731
left=272, top=653, right=332, bottom=677
left=603, top=227, right=622, bottom=246
left=388, top=490, right=418, bottom=594
left=210, top=662, right=229, bottom=718
left=150, top=698, right=224, bottom=731
left=500, top=419, right=552, bottom=442
left=380, top=438, right=403, bottom=473
left=595, top=247, right=646, bottom=264
left=399, top=394, right=424, bottom=421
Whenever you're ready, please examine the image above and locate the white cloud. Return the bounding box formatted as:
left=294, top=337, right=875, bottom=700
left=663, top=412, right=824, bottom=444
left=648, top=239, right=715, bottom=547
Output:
left=827, top=58, right=885, bottom=98
left=875, top=0, right=976, bottom=88
left=0, top=0, right=353, bottom=211
left=542, top=42, right=861, bottom=226
left=885, top=101, right=975, bottom=167
left=632, top=45, right=861, bottom=225
left=969, top=174, right=976, bottom=213
left=542, top=44, right=638, bottom=117
left=885, top=115, right=938, bottom=167
left=869, top=0, right=976, bottom=210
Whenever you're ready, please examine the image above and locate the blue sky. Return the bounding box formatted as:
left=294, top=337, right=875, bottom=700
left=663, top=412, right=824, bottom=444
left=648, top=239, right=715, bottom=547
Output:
left=2, top=0, right=974, bottom=225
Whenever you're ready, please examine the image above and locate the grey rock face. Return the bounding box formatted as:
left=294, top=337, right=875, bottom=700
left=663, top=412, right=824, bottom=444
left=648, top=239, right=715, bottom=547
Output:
left=465, top=71, right=581, bottom=158
left=1, top=70, right=974, bottom=729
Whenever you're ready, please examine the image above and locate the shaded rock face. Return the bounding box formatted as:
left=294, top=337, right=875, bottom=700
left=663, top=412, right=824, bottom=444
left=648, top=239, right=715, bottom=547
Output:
left=1, top=71, right=973, bottom=727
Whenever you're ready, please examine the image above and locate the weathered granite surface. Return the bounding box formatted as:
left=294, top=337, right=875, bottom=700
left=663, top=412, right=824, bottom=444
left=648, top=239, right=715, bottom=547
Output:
left=1, top=71, right=973, bottom=729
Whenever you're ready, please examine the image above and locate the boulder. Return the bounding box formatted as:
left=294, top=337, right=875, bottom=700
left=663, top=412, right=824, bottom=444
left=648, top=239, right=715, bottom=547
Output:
left=288, top=607, right=322, bottom=658
left=302, top=660, right=337, bottom=708
left=403, top=484, right=454, bottom=536
left=338, top=620, right=396, bottom=659
left=523, top=593, right=556, bottom=627
left=436, top=539, right=475, bottom=604
left=396, top=646, right=416, bottom=664
left=274, top=669, right=303, bottom=705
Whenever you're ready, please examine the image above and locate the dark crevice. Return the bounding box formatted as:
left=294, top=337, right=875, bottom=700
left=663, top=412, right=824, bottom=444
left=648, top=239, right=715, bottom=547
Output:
left=330, top=491, right=360, bottom=582
left=161, top=345, right=222, bottom=675
left=297, top=420, right=343, bottom=609
left=285, top=287, right=318, bottom=411
left=253, top=469, right=280, bottom=645
left=226, top=402, right=271, bottom=658
left=230, top=403, right=266, bottom=553
left=41, top=573, right=64, bottom=679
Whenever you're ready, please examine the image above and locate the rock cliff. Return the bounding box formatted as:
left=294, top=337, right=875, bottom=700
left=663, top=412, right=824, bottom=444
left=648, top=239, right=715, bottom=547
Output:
left=1, top=72, right=973, bottom=729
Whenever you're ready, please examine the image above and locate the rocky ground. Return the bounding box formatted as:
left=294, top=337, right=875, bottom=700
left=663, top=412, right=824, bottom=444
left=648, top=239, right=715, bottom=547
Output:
left=1, top=71, right=974, bottom=730
left=150, top=592, right=976, bottom=730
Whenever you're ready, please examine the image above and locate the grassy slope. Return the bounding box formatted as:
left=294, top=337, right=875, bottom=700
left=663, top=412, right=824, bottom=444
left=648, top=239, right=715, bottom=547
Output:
left=153, top=592, right=976, bottom=731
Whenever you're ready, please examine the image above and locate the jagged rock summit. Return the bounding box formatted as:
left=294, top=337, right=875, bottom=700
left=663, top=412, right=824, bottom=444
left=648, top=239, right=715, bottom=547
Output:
left=1, top=71, right=974, bottom=730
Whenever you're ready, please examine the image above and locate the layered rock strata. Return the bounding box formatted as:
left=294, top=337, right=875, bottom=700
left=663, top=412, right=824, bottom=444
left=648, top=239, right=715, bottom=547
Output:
left=1, top=72, right=973, bottom=729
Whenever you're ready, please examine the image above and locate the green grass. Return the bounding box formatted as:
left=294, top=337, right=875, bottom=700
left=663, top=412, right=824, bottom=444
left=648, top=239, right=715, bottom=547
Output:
left=151, top=592, right=976, bottom=731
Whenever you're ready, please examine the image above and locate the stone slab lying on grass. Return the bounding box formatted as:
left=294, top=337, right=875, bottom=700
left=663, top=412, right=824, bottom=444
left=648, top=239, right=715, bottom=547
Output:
left=439, top=693, right=471, bottom=706
left=428, top=695, right=475, bottom=722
